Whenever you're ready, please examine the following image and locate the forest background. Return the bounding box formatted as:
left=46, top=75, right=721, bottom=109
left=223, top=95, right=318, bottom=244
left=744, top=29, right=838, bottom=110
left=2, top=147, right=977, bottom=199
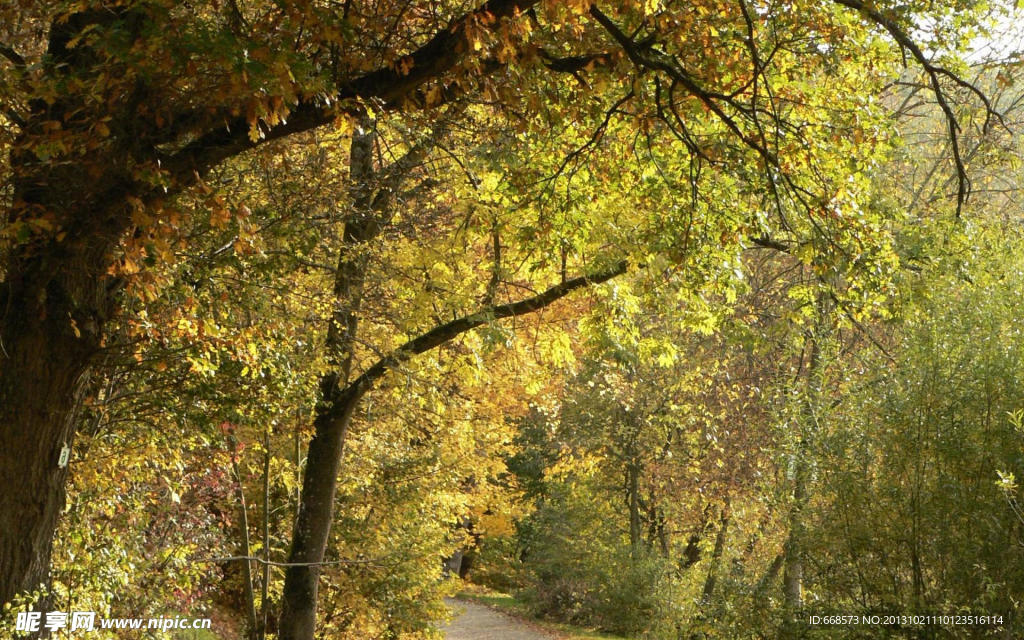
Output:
left=2, top=1, right=1024, bottom=639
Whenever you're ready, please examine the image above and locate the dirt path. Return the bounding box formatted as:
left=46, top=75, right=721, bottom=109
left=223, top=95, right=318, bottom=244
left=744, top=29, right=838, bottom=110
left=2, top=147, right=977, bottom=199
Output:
left=441, top=598, right=556, bottom=640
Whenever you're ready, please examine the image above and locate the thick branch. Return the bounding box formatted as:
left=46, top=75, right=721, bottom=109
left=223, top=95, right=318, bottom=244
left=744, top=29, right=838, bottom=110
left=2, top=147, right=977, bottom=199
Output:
left=539, top=50, right=612, bottom=74
left=538, top=49, right=616, bottom=86
left=750, top=235, right=790, bottom=252
left=161, top=0, right=537, bottom=188
left=335, top=260, right=628, bottom=409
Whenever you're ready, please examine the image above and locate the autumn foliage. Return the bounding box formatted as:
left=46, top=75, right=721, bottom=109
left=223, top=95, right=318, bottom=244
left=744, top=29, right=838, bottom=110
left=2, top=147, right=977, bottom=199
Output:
left=1, top=0, right=1023, bottom=639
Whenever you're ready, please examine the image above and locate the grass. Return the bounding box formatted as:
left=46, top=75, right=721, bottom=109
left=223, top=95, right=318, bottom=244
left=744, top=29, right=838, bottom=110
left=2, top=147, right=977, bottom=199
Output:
left=456, top=585, right=627, bottom=640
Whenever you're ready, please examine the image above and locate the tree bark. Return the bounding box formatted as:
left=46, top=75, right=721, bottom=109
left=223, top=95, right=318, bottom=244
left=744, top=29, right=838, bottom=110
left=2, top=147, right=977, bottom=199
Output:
left=0, top=219, right=124, bottom=607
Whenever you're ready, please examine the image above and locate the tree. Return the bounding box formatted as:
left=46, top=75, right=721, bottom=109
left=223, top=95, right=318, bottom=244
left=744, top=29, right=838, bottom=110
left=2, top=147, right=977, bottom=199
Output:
left=276, top=118, right=628, bottom=636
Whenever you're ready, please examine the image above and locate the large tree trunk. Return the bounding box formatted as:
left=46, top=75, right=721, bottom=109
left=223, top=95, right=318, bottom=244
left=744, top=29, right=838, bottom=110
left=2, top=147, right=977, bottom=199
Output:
left=0, top=8, right=139, bottom=608
left=0, top=110, right=132, bottom=608
left=0, top=309, right=89, bottom=607
left=0, top=221, right=123, bottom=607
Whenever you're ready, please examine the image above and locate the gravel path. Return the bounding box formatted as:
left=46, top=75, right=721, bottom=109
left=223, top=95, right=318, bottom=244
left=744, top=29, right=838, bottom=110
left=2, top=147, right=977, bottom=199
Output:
left=441, top=598, right=556, bottom=640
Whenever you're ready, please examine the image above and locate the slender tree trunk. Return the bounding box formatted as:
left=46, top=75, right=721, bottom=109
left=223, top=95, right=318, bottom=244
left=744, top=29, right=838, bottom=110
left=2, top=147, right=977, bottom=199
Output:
left=278, top=391, right=361, bottom=640
left=278, top=123, right=379, bottom=640
left=689, top=504, right=731, bottom=640
left=627, top=462, right=642, bottom=551
left=782, top=300, right=830, bottom=639
left=782, top=460, right=806, bottom=613
left=654, top=507, right=670, bottom=556
left=701, top=502, right=730, bottom=603
left=782, top=389, right=812, bottom=640
left=260, top=428, right=272, bottom=640
left=755, top=553, right=785, bottom=601
left=230, top=448, right=260, bottom=638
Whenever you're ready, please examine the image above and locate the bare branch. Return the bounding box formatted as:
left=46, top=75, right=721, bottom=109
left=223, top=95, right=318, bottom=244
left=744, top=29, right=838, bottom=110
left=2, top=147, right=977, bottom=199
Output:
left=588, top=5, right=779, bottom=169
left=833, top=0, right=1005, bottom=216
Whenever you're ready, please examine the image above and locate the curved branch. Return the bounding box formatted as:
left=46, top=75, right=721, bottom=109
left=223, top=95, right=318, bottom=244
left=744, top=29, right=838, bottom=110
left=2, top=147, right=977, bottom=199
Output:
left=334, top=260, right=628, bottom=410
left=589, top=5, right=779, bottom=169
left=161, top=0, right=538, bottom=189
left=833, top=0, right=1004, bottom=216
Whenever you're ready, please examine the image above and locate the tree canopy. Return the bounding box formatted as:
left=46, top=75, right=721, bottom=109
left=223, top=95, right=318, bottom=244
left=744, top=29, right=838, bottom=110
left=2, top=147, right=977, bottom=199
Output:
left=1, top=0, right=1022, bottom=639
